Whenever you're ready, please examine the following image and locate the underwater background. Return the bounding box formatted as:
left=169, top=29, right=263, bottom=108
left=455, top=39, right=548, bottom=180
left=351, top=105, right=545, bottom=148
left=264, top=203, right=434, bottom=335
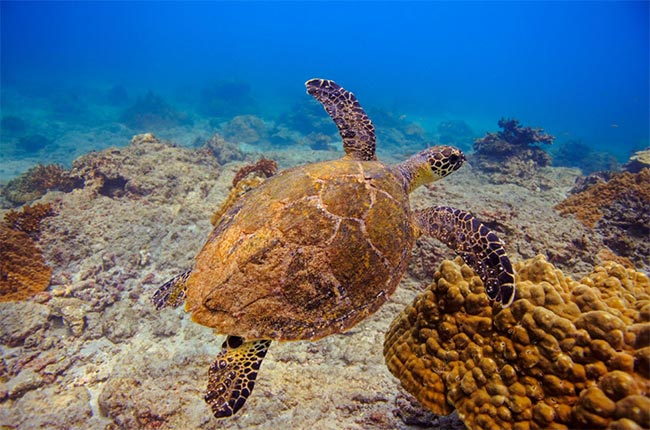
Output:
left=1, top=2, right=650, bottom=430
left=1, top=1, right=649, bottom=176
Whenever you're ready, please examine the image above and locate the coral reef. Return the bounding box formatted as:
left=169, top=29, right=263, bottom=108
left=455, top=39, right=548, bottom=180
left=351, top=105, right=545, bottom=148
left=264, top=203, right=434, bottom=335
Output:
left=552, top=140, right=619, bottom=174
left=384, top=255, right=650, bottom=430
left=0, top=126, right=624, bottom=429
left=624, top=148, right=650, bottom=173
left=472, top=118, right=554, bottom=187
left=199, top=80, right=258, bottom=117
left=555, top=168, right=650, bottom=270
left=0, top=225, right=52, bottom=302
left=120, top=91, right=192, bottom=130
left=2, top=164, right=81, bottom=205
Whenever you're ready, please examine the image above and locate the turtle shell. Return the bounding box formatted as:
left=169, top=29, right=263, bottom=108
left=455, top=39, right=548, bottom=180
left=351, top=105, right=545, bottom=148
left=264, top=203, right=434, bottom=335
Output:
left=185, top=158, right=414, bottom=341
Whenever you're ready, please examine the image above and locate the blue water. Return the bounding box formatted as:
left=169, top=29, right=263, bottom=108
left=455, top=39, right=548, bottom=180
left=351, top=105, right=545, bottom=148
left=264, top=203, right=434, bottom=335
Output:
left=1, top=1, right=648, bottom=170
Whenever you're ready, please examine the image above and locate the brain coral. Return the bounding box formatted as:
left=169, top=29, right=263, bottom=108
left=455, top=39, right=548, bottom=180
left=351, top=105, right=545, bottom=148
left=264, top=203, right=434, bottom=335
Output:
left=384, top=255, right=650, bottom=430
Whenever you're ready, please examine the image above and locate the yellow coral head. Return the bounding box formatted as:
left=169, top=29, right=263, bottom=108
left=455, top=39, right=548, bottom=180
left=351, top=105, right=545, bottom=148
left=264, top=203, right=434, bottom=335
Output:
left=397, top=146, right=466, bottom=193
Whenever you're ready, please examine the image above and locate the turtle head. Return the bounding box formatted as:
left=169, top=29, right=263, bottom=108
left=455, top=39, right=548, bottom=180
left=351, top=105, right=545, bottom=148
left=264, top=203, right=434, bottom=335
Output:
left=397, top=146, right=465, bottom=193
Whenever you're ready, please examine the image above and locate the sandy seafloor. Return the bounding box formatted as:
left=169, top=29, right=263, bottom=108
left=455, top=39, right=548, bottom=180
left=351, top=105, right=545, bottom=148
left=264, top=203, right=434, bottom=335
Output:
left=0, top=128, right=640, bottom=430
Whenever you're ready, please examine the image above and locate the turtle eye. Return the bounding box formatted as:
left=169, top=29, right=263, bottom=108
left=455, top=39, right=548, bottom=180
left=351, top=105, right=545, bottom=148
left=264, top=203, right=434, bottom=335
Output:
left=448, top=153, right=459, bottom=165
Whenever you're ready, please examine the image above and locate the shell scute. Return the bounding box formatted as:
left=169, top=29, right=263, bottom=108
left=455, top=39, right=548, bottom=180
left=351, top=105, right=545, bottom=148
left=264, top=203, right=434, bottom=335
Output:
left=321, top=177, right=372, bottom=219
left=276, top=198, right=337, bottom=246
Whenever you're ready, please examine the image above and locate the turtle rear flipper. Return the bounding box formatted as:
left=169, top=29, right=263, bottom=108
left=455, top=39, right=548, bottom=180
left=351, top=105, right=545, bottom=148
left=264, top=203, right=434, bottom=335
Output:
left=152, top=270, right=190, bottom=310
left=414, top=206, right=516, bottom=306
left=305, top=78, right=377, bottom=161
left=205, top=336, right=272, bottom=418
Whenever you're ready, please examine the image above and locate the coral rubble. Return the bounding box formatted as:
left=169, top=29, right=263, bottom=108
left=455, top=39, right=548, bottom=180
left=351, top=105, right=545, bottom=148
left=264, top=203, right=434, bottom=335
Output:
left=472, top=118, right=554, bottom=187
left=384, top=255, right=650, bottom=430
left=555, top=168, right=650, bottom=270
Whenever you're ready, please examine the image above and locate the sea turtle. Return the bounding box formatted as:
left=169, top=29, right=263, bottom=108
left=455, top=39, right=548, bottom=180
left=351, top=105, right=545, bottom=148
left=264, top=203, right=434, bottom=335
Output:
left=153, top=78, right=516, bottom=418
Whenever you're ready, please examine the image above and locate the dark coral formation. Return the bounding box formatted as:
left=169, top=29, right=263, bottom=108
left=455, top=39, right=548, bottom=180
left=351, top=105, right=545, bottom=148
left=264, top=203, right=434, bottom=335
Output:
left=384, top=256, right=650, bottom=430
left=0, top=203, right=55, bottom=302
left=2, top=164, right=81, bottom=205
left=120, top=91, right=192, bottom=130
left=552, top=140, right=619, bottom=174
left=472, top=118, right=554, bottom=186
left=555, top=168, right=650, bottom=270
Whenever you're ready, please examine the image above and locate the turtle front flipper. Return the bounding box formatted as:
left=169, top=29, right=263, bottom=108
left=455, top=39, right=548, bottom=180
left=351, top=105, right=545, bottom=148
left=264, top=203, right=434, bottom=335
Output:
left=305, top=78, right=377, bottom=161
left=152, top=270, right=190, bottom=310
left=414, top=206, right=516, bottom=306
left=205, top=336, right=272, bottom=418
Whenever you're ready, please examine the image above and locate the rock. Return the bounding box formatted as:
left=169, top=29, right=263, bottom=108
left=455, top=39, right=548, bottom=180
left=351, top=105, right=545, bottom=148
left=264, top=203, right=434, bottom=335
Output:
left=48, top=297, right=89, bottom=336
left=0, top=301, right=50, bottom=347
left=102, top=305, right=138, bottom=343
left=0, top=385, right=94, bottom=429
left=4, top=368, right=44, bottom=399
